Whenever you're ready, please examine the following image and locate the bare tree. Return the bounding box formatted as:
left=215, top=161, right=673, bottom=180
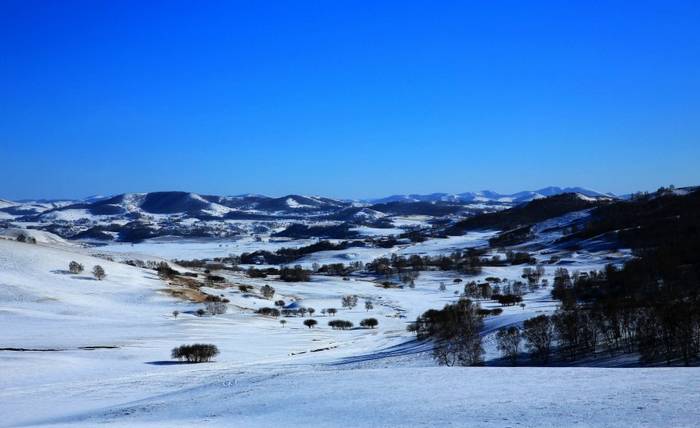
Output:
left=92, top=265, right=106, bottom=280
left=524, top=315, right=554, bottom=363
left=496, top=326, right=521, bottom=365
left=69, top=261, right=84, bottom=274
left=341, top=295, right=358, bottom=309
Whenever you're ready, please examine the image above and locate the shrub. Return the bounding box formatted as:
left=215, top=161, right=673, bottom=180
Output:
left=238, top=285, right=253, bottom=292
left=92, top=265, right=106, bottom=280
left=260, top=284, right=275, bottom=299
left=171, top=344, right=219, bottom=363
left=156, top=262, right=179, bottom=279
left=247, top=267, right=267, bottom=278
left=69, top=261, right=84, bottom=274
left=303, top=319, right=318, bottom=328
left=205, top=301, right=227, bottom=315
left=360, top=318, right=379, bottom=329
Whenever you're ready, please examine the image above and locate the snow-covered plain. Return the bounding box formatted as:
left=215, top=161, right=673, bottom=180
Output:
left=1, top=229, right=698, bottom=427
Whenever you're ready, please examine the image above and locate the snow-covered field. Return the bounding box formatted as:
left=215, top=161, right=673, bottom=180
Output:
left=1, top=233, right=697, bottom=427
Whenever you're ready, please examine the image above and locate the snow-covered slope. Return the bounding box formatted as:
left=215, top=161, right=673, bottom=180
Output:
left=22, top=366, right=698, bottom=428
left=0, top=228, right=73, bottom=245
left=0, top=217, right=691, bottom=427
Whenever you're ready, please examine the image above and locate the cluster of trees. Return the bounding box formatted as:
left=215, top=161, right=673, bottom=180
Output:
left=546, top=266, right=700, bottom=365
left=491, top=294, right=523, bottom=306
left=495, top=302, right=700, bottom=366
left=68, top=261, right=104, bottom=280
left=328, top=320, right=353, bottom=330
left=366, top=251, right=485, bottom=277
left=245, top=265, right=312, bottom=282
left=240, top=240, right=365, bottom=265
left=16, top=233, right=37, bottom=244
left=409, top=299, right=485, bottom=366
left=365, top=251, right=538, bottom=282
left=171, top=344, right=219, bottom=363
left=257, top=307, right=281, bottom=317
left=258, top=306, right=326, bottom=318
left=360, top=318, right=378, bottom=328
left=315, top=262, right=362, bottom=276
left=279, top=266, right=311, bottom=282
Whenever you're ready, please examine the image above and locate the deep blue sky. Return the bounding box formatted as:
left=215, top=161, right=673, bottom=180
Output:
left=2, top=1, right=699, bottom=200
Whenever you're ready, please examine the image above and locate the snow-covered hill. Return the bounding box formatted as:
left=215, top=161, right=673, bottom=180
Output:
left=369, top=186, right=614, bottom=204
left=1, top=228, right=695, bottom=427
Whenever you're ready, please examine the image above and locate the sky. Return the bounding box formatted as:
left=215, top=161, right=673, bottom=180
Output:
left=1, top=0, right=699, bottom=200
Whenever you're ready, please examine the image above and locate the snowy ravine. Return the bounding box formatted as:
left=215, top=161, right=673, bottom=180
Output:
left=1, top=235, right=699, bottom=427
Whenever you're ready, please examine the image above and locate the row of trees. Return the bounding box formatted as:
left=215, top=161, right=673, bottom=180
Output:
left=494, top=303, right=700, bottom=366
left=246, top=265, right=312, bottom=282
left=365, top=251, right=538, bottom=282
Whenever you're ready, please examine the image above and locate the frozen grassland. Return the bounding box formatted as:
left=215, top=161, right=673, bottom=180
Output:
left=1, top=233, right=699, bottom=427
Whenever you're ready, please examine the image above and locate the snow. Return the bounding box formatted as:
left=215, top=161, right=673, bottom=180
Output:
left=5, top=364, right=699, bottom=427
left=39, top=208, right=96, bottom=222
left=0, top=198, right=17, bottom=209
left=0, top=226, right=693, bottom=427
left=398, top=231, right=496, bottom=256
left=95, top=236, right=318, bottom=260
left=350, top=225, right=404, bottom=237
left=285, top=197, right=313, bottom=209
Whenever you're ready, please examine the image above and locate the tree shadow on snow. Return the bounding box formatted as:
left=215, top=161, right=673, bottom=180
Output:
left=145, top=360, right=189, bottom=366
